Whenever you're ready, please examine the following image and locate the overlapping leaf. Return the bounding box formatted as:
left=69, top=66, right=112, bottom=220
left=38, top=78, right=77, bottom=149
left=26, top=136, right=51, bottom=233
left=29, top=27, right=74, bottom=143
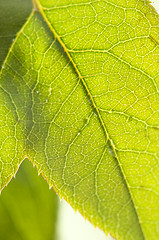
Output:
left=0, top=0, right=159, bottom=239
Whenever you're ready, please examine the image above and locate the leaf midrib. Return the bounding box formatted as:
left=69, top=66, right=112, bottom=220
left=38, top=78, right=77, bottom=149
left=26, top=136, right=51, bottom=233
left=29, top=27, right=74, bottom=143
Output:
left=35, top=0, right=145, bottom=238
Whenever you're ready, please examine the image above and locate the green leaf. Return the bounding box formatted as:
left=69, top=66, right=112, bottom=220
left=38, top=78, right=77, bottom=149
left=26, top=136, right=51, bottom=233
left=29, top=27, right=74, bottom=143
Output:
left=0, top=0, right=159, bottom=239
left=0, top=160, right=58, bottom=240
left=0, top=3, right=58, bottom=239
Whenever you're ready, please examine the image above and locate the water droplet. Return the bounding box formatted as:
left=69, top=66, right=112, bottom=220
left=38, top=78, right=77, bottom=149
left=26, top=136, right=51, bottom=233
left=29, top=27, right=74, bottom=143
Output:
left=108, top=147, right=115, bottom=157
left=93, top=111, right=97, bottom=116
left=2, top=65, right=5, bottom=69
left=108, top=140, right=116, bottom=158
left=46, top=99, right=48, bottom=102
left=36, top=90, right=39, bottom=93
left=12, top=38, right=15, bottom=42
left=84, top=117, right=89, bottom=126
left=127, top=116, right=133, bottom=122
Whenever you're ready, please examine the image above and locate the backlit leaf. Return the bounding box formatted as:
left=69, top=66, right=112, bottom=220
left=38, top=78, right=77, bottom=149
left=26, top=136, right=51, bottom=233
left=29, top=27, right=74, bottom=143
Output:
left=0, top=0, right=159, bottom=239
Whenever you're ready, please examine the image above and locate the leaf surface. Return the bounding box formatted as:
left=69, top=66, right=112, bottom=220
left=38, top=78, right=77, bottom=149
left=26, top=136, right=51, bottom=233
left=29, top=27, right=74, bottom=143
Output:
left=0, top=0, right=159, bottom=239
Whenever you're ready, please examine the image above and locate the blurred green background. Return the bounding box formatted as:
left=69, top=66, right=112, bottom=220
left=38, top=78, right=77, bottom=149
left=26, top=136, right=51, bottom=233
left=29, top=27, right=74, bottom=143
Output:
left=0, top=160, right=58, bottom=240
